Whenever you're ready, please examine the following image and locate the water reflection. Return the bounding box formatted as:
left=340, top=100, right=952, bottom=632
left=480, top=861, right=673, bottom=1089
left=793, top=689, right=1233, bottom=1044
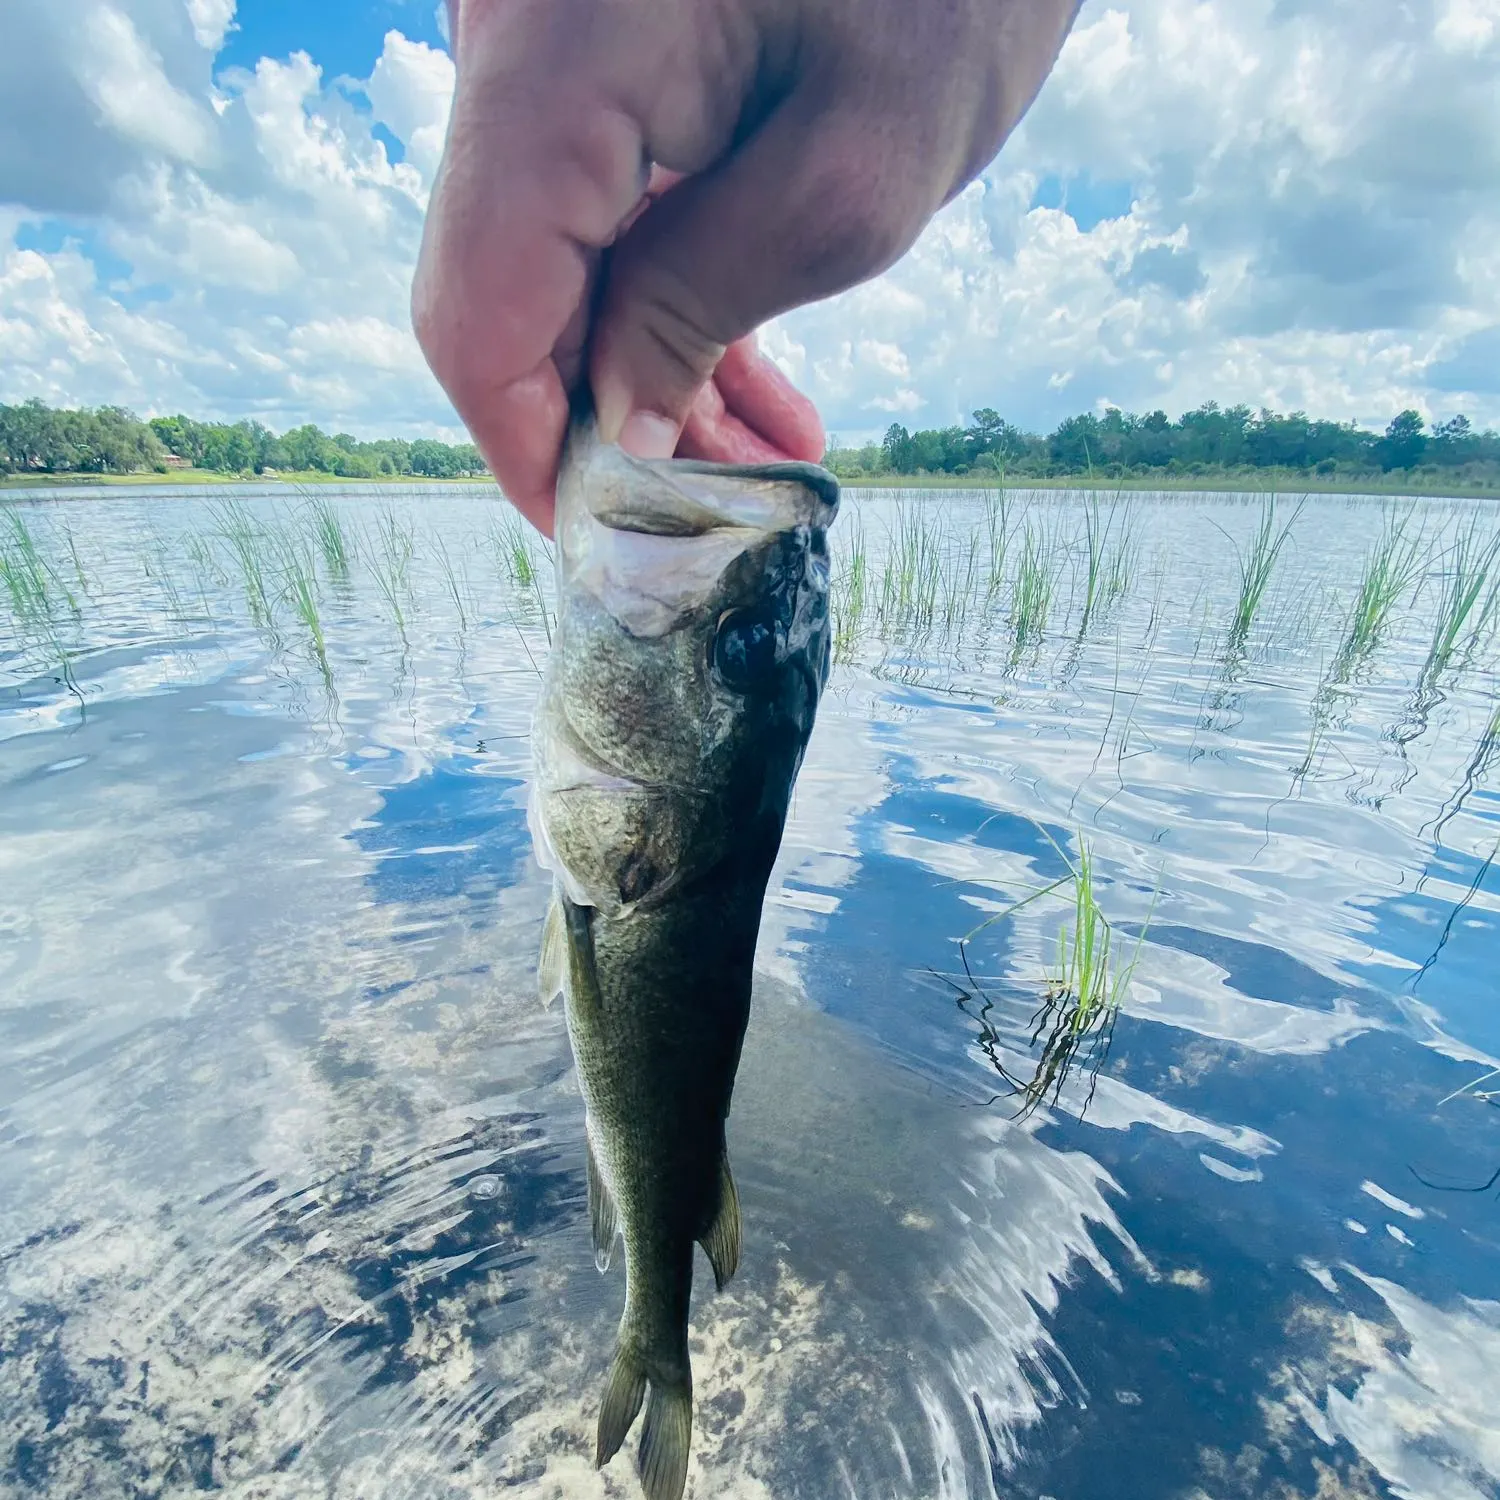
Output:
left=1, top=485, right=1497, bottom=1498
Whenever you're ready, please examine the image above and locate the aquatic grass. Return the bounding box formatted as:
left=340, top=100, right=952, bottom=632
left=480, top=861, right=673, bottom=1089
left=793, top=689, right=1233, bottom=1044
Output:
left=957, top=820, right=1159, bottom=1117
left=1332, top=510, right=1425, bottom=680
left=1010, top=520, right=1055, bottom=649
left=1077, top=492, right=1137, bottom=634
left=211, top=500, right=274, bottom=628
left=1422, top=518, right=1500, bottom=679
left=432, top=531, right=471, bottom=633
left=274, top=533, right=331, bottom=683
left=983, top=488, right=1011, bottom=599
left=1428, top=696, right=1500, bottom=846
left=61, top=521, right=90, bottom=599
left=0, top=510, right=85, bottom=707
left=1, top=510, right=59, bottom=627
left=492, top=512, right=537, bottom=589
left=368, top=509, right=416, bottom=639
left=939, top=525, right=983, bottom=633
left=878, top=501, right=944, bottom=634
left=1221, top=495, right=1305, bottom=652
left=305, top=496, right=353, bottom=581
left=832, top=522, right=869, bottom=662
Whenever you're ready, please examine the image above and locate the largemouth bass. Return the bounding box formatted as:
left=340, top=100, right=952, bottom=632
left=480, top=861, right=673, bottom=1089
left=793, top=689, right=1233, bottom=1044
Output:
left=528, top=415, right=839, bottom=1500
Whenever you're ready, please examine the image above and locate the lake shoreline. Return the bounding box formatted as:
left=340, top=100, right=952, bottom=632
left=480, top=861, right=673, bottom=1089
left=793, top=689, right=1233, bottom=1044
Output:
left=5, top=467, right=1499, bottom=502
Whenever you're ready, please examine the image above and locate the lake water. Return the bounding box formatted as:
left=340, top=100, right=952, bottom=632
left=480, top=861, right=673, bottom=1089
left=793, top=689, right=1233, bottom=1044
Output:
left=2, top=485, right=1497, bottom=1500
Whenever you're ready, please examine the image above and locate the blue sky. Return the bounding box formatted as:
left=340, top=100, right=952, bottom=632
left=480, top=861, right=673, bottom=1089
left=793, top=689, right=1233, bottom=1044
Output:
left=2, top=0, right=1498, bottom=443
left=217, top=0, right=445, bottom=79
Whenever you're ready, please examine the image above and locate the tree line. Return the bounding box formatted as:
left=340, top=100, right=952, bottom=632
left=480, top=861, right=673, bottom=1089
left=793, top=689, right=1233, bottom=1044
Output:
left=0, top=399, right=485, bottom=480
left=829, top=404, right=1500, bottom=483
left=5, top=395, right=1499, bottom=487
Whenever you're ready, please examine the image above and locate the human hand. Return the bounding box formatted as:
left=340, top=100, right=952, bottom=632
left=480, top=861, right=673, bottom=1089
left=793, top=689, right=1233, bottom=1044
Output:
left=413, top=0, right=1081, bottom=532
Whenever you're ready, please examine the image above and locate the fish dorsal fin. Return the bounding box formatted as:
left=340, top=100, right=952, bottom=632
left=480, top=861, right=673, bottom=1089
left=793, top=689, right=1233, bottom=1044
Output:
left=586, top=1133, right=619, bottom=1272
left=699, top=1150, right=741, bottom=1292
left=538, top=897, right=566, bottom=1009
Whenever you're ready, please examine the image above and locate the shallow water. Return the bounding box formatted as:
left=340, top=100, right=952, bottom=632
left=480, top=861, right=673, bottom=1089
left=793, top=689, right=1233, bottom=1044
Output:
left=2, top=485, right=1497, bottom=1500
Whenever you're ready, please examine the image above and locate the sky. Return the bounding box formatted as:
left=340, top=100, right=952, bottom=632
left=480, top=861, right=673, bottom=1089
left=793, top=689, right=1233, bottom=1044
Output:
left=1, top=0, right=1498, bottom=446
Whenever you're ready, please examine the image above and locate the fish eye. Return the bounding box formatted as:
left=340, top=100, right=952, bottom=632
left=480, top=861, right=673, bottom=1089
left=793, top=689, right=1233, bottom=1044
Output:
left=713, top=609, right=779, bottom=692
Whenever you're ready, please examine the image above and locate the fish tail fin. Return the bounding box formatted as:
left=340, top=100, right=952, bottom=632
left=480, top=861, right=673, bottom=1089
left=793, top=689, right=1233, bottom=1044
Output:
left=698, top=1149, right=741, bottom=1292
left=595, top=1345, right=647, bottom=1469
left=638, top=1374, right=693, bottom=1500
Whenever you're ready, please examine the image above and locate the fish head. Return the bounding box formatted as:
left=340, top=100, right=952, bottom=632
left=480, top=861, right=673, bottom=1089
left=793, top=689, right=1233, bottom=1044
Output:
left=530, top=420, right=840, bottom=916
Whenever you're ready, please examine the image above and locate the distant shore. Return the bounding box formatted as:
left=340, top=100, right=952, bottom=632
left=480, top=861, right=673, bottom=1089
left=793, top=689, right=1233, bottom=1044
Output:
left=4, top=466, right=1499, bottom=502
left=0, top=469, right=492, bottom=491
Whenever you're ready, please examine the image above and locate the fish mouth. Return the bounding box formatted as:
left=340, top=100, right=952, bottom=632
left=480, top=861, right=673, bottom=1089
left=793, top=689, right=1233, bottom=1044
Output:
left=556, top=416, right=839, bottom=640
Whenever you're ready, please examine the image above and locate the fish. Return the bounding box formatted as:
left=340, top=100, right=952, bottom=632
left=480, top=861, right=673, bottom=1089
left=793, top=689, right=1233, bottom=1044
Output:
left=527, top=412, right=839, bottom=1500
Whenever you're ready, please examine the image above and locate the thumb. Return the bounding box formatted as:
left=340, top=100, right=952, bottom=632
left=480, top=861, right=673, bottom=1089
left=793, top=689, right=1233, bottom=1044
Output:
left=589, top=93, right=939, bottom=458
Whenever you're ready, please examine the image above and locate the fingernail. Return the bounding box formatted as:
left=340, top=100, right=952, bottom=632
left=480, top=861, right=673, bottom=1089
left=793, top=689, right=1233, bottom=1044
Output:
left=617, top=410, right=679, bottom=460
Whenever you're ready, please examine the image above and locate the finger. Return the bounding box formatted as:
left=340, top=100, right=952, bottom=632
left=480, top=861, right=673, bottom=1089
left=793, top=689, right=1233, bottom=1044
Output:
left=675, top=339, right=824, bottom=465
left=590, top=90, right=939, bottom=457
left=411, top=11, right=651, bottom=529
left=712, top=338, right=825, bottom=461
left=677, top=379, right=785, bottom=466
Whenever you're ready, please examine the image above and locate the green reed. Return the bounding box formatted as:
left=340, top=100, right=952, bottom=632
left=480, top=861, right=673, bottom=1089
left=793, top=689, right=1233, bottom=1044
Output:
left=1, top=510, right=63, bottom=627
left=1423, top=518, right=1500, bottom=678
left=274, top=534, right=330, bottom=681
left=1224, top=496, right=1304, bottom=651
left=960, top=821, right=1158, bottom=1117
left=492, top=513, right=537, bottom=589
left=432, top=531, right=471, bottom=633
left=878, top=501, right=943, bottom=632
left=305, top=496, right=353, bottom=581
left=211, top=500, right=274, bottom=628
left=1, top=510, right=84, bottom=704
left=1010, top=521, right=1055, bottom=647
left=983, top=488, right=1011, bottom=598
left=831, top=523, right=869, bottom=661
left=1077, top=493, right=1136, bottom=634
left=1332, top=510, right=1424, bottom=680
left=369, top=509, right=415, bottom=637
left=940, top=526, right=983, bottom=632
left=60, top=521, right=90, bottom=598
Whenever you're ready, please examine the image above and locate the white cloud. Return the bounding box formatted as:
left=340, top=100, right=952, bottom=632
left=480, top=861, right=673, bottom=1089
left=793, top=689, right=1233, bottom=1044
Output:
left=366, top=29, right=455, bottom=183
left=782, top=0, right=1500, bottom=436
left=0, top=0, right=1497, bottom=442
left=184, top=0, right=235, bottom=51
left=75, top=4, right=217, bottom=167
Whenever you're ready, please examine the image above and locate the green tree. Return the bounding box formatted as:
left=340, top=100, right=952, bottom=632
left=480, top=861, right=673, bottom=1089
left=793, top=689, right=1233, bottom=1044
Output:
left=1379, top=410, right=1427, bottom=470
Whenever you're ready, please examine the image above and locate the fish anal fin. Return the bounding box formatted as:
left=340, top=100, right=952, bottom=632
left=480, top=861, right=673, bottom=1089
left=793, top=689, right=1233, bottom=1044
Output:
left=596, top=1346, right=647, bottom=1469
left=699, top=1150, right=741, bottom=1292
left=638, top=1376, right=692, bottom=1500
left=586, top=1134, right=619, bottom=1273
left=537, top=897, right=566, bottom=1010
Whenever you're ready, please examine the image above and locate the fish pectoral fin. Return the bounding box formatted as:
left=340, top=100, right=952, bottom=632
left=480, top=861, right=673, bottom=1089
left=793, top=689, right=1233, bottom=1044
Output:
left=699, top=1150, right=741, bottom=1292
left=586, top=1135, right=619, bottom=1273
left=639, top=1375, right=693, bottom=1500
left=537, top=897, right=566, bottom=1010
left=595, top=1346, right=646, bottom=1469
